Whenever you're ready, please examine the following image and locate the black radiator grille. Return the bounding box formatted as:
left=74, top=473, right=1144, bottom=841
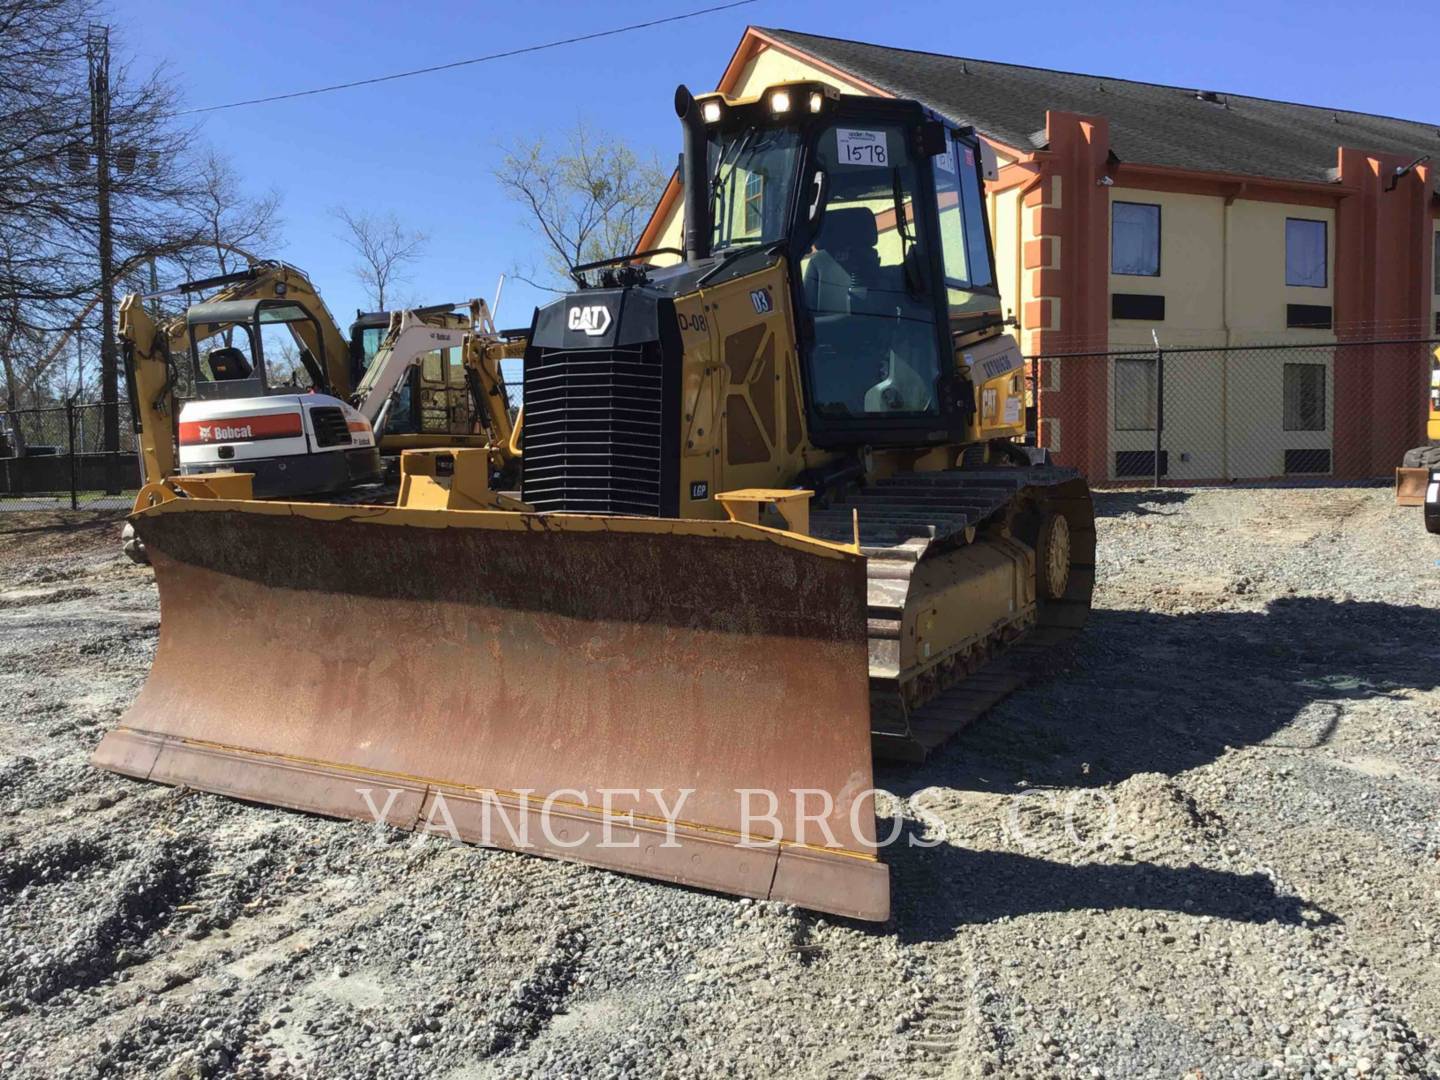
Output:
left=309, top=406, right=352, bottom=448
left=522, top=344, right=667, bottom=515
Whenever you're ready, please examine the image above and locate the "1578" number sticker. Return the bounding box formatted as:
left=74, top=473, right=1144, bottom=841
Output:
left=837, top=128, right=888, bottom=167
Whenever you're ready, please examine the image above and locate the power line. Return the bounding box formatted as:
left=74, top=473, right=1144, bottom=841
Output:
left=177, top=0, right=759, bottom=116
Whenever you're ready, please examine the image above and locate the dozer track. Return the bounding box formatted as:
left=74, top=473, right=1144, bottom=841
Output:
left=808, top=465, right=1096, bottom=762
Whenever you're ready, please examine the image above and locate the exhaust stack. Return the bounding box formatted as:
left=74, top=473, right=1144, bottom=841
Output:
left=674, top=85, right=712, bottom=263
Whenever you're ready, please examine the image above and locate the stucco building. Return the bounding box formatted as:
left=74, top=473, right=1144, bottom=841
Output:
left=640, top=27, right=1440, bottom=481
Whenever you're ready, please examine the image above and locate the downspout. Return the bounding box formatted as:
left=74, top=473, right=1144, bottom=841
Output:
left=1015, top=167, right=1048, bottom=451
left=1221, top=184, right=1242, bottom=479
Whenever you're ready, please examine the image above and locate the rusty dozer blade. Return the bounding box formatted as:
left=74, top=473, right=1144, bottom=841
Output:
left=94, top=499, right=889, bottom=921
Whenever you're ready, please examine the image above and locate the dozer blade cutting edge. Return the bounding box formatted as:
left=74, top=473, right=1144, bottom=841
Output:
left=93, top=498, right=890, bottom=922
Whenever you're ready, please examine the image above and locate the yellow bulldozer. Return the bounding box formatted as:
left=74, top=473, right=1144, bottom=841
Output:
left=94, top=83, right=1095, bottom=922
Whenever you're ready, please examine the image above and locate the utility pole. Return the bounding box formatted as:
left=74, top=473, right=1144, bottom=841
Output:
left=88, top=25, right=119, bottom=494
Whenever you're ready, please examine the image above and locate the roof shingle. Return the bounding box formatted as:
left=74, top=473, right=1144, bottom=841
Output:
left=760, top=27, right=1440, bottom=189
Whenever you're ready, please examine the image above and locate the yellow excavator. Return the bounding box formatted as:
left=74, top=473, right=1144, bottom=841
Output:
left=1395, top=345, right=1439, bottom=534
left=94, top=84, right=1094, bottom=922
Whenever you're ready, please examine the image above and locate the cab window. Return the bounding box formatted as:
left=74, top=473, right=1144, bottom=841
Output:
left=933, top=141, right=994, bottom=290
left=196, top=323, right=258, bottom=383
left=256, top=304, right=320, bottom=391
left=799, top=123, right=942, bottom=419
left=710, top=127, right=803, bottom=251
left=359, top=326, right=387, bottom=371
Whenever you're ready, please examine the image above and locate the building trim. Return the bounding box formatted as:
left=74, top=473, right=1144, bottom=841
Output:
left=1109, top=161, right=1353, bottom=207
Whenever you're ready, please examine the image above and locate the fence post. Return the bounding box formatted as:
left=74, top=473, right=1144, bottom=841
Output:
left=65, top=397, right=79, bottom=510
left=1153, top=349, right=1165, bottom=488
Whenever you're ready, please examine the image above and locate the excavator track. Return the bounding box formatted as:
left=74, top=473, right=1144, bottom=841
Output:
left=809, top=465, right=1095, bottom=761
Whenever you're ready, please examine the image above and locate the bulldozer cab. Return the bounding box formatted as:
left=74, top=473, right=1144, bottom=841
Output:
left=697, top=84, right=1003, bottom=449
left=185, top=298, right=332, bottom=401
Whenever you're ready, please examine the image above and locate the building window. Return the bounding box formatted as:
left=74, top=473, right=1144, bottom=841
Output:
left=743, top=172, right=763, bottom=234
left=1113, top=356, right=1156, bottom=431
left=1111, top=202, right=1160, bottom=276
left=1283, top=363, right=1326, bottom=431
left=1285, top=218, right=1327, bottom=288
left=1286, top=303, right=1332, bottom=329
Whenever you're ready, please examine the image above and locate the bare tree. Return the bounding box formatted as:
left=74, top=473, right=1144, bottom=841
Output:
left=0, top=1, right=200, bottom=315
left=0, top=0, right=210, bottom=438
left=174, top=151, right=283, bottom=280
left=331, top=208, right=428, bottom=310
left=493, top=120, right=666, bottom=291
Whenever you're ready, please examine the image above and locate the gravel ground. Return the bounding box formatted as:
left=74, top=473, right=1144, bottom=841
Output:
left=0, top=488, right=1437, bottom=1080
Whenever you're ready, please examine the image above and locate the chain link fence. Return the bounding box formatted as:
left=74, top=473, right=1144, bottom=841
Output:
left=1025, top=338, right=1439, bottom=487
left=0, top=401, right=139, bottom=510
left=4, top=339, right=1435, bottom=509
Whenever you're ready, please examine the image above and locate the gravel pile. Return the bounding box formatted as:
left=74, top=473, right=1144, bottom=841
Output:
left=0, top=489, right=1436, bottom=1078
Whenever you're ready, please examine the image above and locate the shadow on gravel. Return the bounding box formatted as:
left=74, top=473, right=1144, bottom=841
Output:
left=0, top=510, right=126, bottom=534
left=881, top=595, right=1440, bottom=795
left=884, top=839, right=1335, bottom=943
left=1091, top=489, right=1194, bottom=518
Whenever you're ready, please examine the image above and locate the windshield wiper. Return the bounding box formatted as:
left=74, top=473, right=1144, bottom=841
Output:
left=697, top=241, right=777, bottom=286
left=708, top=128, right=758, bottom=246
left=891, top=171, right=926, bottom=299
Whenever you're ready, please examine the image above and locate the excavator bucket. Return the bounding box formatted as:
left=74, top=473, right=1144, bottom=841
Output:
left=94, top=499, right=889, bottom=921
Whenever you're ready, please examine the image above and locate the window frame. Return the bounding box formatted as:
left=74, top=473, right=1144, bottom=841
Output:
left=1433, top=229, right=1439, bottom=296
left=933, top=140, right=971, bottom=288
left=742, top=171, right=764, bottom=234
left=1282, top=362, right=1327, bottom=432
left=1111, top=201, right=1161, bottom=278
left=955, top=140, right=994, bottom=289
left=1112, top=354, right=1158, bottom=432
left=931, top=135, right=998, bottom=292
left=1284, top=217, right=1328, bottom=289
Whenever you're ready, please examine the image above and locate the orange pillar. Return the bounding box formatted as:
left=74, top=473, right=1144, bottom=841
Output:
left=1333, top=150, right=1432, bottom=478
left=1029, top=111, right=1113, bottom=482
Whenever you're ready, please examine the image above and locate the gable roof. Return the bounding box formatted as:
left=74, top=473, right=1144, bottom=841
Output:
left=759, top=27, right=1440, bottom=190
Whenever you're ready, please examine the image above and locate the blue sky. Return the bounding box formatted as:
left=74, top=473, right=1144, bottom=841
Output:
left=116, top=0, right=1436, bottom=336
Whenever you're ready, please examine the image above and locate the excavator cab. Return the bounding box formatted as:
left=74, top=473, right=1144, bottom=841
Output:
left=186, top=299, right=332, bottom=400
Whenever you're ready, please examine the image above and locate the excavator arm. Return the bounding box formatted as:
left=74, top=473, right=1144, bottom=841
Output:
left=463, top=298, right=524, bottom=468
left=119, top=294, right=179, bottom=485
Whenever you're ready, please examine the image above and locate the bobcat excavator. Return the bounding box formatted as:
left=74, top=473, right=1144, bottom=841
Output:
left=95, top=83, right=1094, bottom=922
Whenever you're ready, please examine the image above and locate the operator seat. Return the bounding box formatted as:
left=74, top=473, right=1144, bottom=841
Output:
left=803, top=207, right=882, bottom=312
left=801, top=207, right=889, bottom=415
left=206, top=347, right=253, bottom=381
